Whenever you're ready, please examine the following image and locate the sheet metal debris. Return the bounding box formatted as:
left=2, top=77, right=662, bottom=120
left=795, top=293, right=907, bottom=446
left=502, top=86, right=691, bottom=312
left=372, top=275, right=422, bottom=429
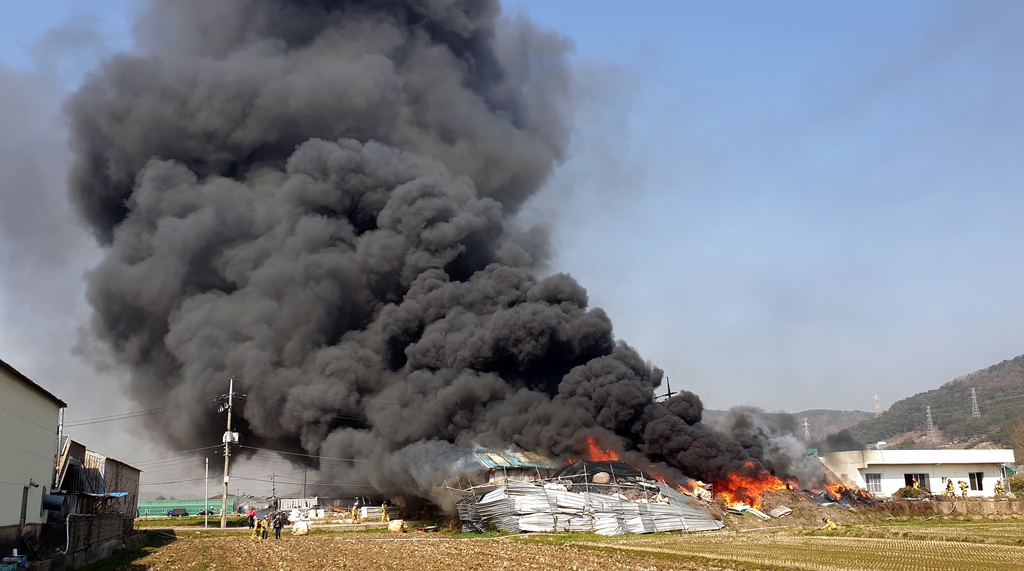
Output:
left=768, top=506, right=792, bottom=518
left=724, top=503, right=769, bottom=519
left=747, top=507, right=771, bottom=520
left=450, top=461, right=723, bottom=535
left=359, top=506, right=383, bottom=520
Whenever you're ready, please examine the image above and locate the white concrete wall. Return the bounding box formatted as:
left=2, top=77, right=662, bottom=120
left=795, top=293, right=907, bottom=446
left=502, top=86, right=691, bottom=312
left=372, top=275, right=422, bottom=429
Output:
left=0, top=369, right=61, bottom=526
left=821, top=449, right=1015, bottom=498
left=863, top=463, right=1004, bottom=497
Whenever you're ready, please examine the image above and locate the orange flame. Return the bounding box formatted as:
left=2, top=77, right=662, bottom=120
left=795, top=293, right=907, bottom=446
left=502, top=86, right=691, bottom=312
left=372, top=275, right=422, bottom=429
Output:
left=825, top=483, right=847, bottom=498
left=713, top=462, right=791, bottom=508
left=823, top=482, right=872, bottom=501
left=583, top=435, right=620, bottom=461
left=676, top=480, right=702, bottom=494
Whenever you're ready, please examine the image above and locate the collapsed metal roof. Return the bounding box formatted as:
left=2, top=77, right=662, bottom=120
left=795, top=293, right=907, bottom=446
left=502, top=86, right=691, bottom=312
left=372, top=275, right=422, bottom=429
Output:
left=451, top=473, right=723, bottom=535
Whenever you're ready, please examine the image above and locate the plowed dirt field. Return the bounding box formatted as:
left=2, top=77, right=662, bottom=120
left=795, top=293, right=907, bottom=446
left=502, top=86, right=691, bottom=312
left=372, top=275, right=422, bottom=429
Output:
left=103, top=520, right=1024, bottom=571
left=120, top=533, right=730, bottom=571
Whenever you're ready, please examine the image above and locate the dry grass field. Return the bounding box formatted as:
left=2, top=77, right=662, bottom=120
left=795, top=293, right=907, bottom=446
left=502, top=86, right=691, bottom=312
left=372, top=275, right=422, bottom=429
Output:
left=79, top=520, right=1024, bottom=571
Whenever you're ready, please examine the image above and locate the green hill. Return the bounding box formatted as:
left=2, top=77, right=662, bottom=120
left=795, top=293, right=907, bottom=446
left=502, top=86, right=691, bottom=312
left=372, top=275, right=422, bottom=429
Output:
left=846, top=353, right=1024, bottom=448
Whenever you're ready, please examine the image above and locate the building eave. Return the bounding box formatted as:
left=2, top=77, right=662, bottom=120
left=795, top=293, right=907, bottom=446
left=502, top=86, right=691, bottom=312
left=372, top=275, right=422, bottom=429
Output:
left=0, top=356, right=67, bottom=408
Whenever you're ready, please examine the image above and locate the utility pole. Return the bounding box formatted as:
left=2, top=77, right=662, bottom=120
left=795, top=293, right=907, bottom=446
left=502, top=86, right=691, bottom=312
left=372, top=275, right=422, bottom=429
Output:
left=216, top=378, right=243, bottom=528
left=802, top=418, right=811, bottom=443
left=663, top=377, right=675, bottom=400
left=873, top=392, right=882, bottom=418
left=204, top=457, right=209, bottom=529
left=302, top=471, right=307, bottom=499
left=971, top=388, right=981, bottom=418
left=926, top=406, right=937, bottom=444
left=269, top=474, right=277, bottom=499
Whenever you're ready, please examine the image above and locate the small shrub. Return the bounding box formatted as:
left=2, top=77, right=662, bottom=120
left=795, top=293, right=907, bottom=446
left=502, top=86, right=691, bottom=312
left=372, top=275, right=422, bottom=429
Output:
left=893, top=486, right=923, bottom=499
left=1004, top=474, right=1024, bottom=495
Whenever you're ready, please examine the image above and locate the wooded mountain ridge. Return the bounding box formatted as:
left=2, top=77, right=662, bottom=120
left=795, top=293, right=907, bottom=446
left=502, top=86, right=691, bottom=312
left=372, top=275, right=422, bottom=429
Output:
left=845, top=353, right=1024, bottom=449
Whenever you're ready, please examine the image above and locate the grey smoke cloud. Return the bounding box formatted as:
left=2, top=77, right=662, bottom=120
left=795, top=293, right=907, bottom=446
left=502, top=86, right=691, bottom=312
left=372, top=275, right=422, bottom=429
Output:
left=68, top=0, right=817, bottom=506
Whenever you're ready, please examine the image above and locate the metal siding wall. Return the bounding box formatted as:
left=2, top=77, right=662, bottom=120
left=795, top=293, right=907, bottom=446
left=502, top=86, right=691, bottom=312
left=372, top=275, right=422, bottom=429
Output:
left=0, top=371, right=60, bottom=527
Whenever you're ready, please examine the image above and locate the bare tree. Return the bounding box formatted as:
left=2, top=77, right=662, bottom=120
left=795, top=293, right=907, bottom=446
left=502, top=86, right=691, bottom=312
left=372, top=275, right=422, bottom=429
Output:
left=1009, top=419, right=1024, bottom=461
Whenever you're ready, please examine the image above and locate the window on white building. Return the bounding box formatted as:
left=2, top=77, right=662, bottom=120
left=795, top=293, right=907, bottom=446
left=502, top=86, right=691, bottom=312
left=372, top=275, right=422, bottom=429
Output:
left=969, top=472, right=983, bottom=491
left=904, top=473, right=930, bottom=491
left=865, top=473, right=882, bottom=493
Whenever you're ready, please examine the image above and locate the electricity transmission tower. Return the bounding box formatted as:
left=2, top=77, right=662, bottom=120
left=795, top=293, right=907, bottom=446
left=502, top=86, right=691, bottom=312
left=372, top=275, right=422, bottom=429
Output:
left=802, top=418, right=811, bottom=442
left=971, top=388, right=981, bottom=418
left=873, top=392, right=882, bottom=418
left=925, top=405, right=937, bottom=443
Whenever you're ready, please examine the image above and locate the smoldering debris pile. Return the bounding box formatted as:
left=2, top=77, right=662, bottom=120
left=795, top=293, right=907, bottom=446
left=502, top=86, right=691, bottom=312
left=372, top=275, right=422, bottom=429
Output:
left=452, top=461, right=723, bottom=535
left=812, top=486, right=876, bottom=507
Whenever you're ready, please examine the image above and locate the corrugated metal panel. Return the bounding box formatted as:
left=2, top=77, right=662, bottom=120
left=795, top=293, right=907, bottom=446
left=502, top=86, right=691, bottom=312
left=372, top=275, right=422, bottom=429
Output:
left=473, top=450, right=561, bottom=469
left=454, top=479, right=723, bottom=535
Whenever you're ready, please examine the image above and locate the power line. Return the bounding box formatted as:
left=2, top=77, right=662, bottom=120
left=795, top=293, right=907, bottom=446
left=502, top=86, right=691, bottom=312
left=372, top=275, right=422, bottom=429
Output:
left=64, top=401, right=203, bottom=427
left=232, top=475, right=373, bottom=488
left=275, top=403, right=365, bottom=422
left=140, top=473, right=374, bottom=489
left=985, top=393, right=1024, bottom=405
left=239, top=379, right=414, bottom=405
left=126, top=446, right=222, bottom=467
left=139, top=477, right=209, bottom=486
left=238, top=445, right=372, bottom=463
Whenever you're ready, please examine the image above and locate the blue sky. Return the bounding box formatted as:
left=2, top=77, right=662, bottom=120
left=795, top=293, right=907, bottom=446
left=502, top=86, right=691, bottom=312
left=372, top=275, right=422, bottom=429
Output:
left=1, top=0, right=1022, bottom=425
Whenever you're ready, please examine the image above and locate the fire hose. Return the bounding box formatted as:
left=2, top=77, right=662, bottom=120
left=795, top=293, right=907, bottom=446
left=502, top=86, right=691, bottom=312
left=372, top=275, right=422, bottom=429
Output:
left=941, top=500, right=958, bottom=516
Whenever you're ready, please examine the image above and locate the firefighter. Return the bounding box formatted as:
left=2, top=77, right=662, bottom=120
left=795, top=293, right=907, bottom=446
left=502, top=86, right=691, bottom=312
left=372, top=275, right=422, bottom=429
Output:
left=821, top=517, right=837, bottom=531
left=994, top=480, right=1005, bottom=497
left=380, top=502, right=390, bottom=522
left=261, top=516, right=269, bottom=540
left=943, top=480, right=955, bottom=497
left=251, top=517, right=262, bottom=542
left=351, top=497, right=361, bottom=523
left=911, top=477, right=920, bottom=491
left=958, top=480, right=969, bottom=498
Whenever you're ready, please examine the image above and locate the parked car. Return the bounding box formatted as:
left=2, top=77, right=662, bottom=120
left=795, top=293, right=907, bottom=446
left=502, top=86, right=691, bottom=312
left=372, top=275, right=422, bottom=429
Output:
left=166, top=508, right=189, bottom=517
left=196, top=509, right=214, bottom=516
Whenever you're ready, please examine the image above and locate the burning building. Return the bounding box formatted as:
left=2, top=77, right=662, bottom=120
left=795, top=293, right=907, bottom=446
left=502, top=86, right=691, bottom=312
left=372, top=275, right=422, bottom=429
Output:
left=473, top=450, right=563, bottom=484
left=68, top=0, right=828, bottom=516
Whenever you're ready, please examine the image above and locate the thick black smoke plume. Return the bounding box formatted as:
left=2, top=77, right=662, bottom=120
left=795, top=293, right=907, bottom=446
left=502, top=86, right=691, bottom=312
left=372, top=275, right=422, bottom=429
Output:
left=69, top=0, right=807, bottom=507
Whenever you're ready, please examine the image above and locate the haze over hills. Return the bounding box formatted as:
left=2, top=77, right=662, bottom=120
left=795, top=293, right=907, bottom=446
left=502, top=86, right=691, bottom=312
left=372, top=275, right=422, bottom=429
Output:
left=845, top=354, right=1024, bottom=450
left=702, top=408, right=872, bottom=442
left=704, top=353, right=1024, bottom=457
